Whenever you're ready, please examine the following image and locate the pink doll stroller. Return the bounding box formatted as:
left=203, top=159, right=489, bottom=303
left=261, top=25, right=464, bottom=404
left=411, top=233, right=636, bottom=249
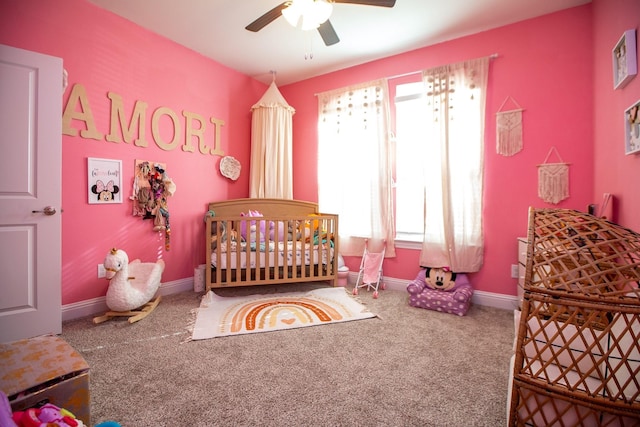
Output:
left=352, top=239, right=386, bottom=298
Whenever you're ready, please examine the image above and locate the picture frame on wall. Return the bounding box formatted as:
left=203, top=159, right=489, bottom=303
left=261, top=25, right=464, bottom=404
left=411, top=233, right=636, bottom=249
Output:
left=612, top=29, right=637, bottom=90
left=87, top=157, right=122, bottom=204
left=624, top=99, right=640, bottom=155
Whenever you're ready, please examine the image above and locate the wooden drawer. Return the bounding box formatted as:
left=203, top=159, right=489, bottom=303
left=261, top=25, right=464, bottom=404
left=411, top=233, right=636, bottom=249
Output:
left=518, top=237, right=527, bottom=266
left=517, top=237, right=527, bottom=307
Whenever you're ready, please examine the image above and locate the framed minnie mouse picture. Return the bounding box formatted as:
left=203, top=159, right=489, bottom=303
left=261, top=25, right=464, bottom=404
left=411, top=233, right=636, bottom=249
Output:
left=88, top=157, right=122, bottom=204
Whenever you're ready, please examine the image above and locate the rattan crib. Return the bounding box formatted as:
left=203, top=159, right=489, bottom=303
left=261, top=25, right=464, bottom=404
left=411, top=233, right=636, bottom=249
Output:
left=509, top=208, right=640, bottom=426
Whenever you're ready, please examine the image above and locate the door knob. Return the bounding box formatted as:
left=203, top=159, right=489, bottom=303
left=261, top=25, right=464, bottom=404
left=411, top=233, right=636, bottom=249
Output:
left=32, top=206, right=57, bottom=216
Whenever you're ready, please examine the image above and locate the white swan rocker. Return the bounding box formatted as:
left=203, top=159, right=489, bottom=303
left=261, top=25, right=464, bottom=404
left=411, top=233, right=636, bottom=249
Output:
left=93, top=248, right=165, bottom=324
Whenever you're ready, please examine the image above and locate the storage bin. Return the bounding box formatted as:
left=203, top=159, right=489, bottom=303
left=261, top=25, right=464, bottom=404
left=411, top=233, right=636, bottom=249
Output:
left=0, top=335, right=90, bottom=425
left=337, top=267, right=349, bottom=287
left=194, top=264, right=206, bottom=292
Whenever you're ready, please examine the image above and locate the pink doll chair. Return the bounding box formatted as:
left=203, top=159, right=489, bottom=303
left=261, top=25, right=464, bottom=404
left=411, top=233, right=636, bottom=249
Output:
left=406, top=267, right=473, bottom=316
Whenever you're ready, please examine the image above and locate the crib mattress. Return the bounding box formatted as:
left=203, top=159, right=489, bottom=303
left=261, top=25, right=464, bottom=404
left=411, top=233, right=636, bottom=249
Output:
left=211, top=241, right=333, bottom=269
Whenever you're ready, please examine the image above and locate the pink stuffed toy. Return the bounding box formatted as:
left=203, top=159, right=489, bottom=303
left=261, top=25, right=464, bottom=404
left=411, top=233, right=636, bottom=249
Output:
left=239, top=210, right=267, bottom=243
left=269, top=220, right=286, bottom=241
left=12, top=403, right=85, bottom=426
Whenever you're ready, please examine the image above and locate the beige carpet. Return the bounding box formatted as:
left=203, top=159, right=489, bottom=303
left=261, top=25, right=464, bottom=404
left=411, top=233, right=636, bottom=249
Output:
left=62, top=283, right=516, bottom=426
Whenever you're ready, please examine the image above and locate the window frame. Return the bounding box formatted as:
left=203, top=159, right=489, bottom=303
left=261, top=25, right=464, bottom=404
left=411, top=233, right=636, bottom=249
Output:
left=389, top=75, right=426, bottom=246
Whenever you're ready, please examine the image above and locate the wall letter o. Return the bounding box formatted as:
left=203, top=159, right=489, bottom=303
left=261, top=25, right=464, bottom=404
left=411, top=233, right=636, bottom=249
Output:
left=151, top=106, right=181, bottom=151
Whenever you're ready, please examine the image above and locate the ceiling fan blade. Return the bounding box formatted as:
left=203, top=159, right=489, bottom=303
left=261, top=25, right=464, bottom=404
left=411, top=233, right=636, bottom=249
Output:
left=318, top=20, right=340, bottom=46
left=245, top=2, right=288, bottom=32
left=332, top=0, right=396, bottom=7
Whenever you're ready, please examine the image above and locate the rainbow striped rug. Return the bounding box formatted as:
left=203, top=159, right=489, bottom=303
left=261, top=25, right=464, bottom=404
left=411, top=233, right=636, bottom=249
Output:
left=191, top=287, right=376, bottom=339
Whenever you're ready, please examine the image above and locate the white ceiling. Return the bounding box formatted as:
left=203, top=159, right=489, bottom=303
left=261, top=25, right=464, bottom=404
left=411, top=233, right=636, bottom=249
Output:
left=88, top=0, right=590, bottom=85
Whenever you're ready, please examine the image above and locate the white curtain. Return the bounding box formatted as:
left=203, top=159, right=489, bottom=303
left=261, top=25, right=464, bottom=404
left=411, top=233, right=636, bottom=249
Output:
left=419, top=57, right=489, bottom=272
left=249, top=81, right=295, bottom=199
left=317, top=79, right=395, bottom=257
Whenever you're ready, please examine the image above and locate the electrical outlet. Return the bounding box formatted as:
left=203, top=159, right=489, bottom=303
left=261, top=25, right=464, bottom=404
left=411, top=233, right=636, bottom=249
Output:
left=511, top=264, right=519, bottom=279
left=97, top=264, right=106, bottom=278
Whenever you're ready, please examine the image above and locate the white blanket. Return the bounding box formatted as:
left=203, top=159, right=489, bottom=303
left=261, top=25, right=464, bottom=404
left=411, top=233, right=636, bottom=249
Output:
left=211, top=241, right=334, bottom=269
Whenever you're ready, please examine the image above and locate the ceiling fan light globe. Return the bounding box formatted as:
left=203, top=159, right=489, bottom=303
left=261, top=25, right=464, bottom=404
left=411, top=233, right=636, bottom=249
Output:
left=283, top=0, right=333, bottom=30
left=314, top=0, right=333, bottom=24
left=282, top=4, right=302, bottom=27
left=300, top=14, right=321, bottom=31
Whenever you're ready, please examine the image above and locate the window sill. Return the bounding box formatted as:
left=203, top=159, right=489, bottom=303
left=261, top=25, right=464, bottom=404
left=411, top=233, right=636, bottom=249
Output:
left=394, top=238, right=422, bottom=250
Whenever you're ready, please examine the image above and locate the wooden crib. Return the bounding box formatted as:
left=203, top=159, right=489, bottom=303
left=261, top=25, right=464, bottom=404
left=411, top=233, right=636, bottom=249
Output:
left=204, top=198, right=339, bottom=291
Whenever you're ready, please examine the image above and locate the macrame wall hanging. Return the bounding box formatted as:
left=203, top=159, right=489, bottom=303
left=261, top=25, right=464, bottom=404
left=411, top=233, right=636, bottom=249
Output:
left=131, top=160, right=176, bottom=251
left=537, top=147, right=570, bottom=204
left=496, top=96, right=524, bottom=156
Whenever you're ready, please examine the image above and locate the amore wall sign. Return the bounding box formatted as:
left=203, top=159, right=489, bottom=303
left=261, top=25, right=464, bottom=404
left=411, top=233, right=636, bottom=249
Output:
left=62, top=83, right=225, bottom=156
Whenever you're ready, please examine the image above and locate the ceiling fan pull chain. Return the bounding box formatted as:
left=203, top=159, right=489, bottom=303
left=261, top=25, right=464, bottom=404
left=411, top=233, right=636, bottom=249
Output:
left=305, top=32, right=314, bottom=60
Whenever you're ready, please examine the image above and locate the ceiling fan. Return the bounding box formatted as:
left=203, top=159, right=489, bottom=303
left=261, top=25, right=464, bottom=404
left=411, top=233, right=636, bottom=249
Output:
left=245, top=0, right=396, bottom=47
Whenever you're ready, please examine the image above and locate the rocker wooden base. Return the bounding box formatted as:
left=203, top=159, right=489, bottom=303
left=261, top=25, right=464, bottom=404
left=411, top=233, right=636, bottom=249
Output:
left=93, top=295, right=161, bottom=324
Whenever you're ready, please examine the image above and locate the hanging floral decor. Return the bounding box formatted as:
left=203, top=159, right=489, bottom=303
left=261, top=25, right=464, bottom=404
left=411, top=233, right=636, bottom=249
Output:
left=496, top=96, right=524, bottom=156
left=537, top=147, right=569, bottom=204
left=131, top=160, right=176, bottom=250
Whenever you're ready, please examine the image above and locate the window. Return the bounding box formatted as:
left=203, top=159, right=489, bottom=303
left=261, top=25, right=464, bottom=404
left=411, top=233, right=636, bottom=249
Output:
left=394, top=80, right=428, bottom=243
left=318, top=57, right=489, bottom=271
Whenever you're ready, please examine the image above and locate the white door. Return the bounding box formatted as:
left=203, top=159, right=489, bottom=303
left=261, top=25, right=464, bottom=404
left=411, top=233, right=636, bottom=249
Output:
left=0, top=44, right=63, bottom=343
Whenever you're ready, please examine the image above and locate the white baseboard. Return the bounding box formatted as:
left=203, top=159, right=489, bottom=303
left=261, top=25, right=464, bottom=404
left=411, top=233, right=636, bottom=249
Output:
left=63, top=273, right=517, bottom=322
left=348, top=272, right=517, bottom=311
left=471, top=289, right=520, bottom=311
left=62, top=278, right=194, bottom=322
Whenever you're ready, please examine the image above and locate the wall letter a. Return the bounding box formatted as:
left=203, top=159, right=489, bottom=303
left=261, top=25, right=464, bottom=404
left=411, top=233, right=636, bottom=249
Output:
left=62, top=84, right=103, bottom=140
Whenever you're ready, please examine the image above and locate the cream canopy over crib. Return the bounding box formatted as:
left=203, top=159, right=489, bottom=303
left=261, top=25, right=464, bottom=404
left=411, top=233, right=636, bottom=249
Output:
left=249, top=80, right=295, bottom=199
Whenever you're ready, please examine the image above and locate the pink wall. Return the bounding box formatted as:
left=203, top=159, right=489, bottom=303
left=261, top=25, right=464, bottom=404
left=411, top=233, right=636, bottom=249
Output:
left=4, top=1, right=633, bottom=305
left=592, top=0, right=640, bottom=231
left=1, top=0, right=264, bottom=304
left=282, top=6, right=594, bottom=296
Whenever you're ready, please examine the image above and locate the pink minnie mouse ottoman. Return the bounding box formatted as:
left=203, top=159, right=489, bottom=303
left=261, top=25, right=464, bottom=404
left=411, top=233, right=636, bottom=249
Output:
left=406, top=267, right=473, bottom=316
